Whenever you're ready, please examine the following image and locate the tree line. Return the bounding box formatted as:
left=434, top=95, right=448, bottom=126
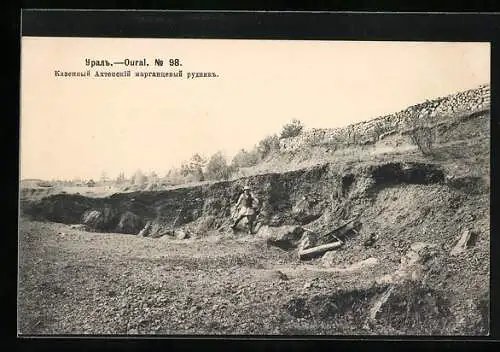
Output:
left=55, top=119, right=305, bottom=189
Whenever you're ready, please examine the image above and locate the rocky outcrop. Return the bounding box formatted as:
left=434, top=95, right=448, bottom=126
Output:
left=376, top=242, right=442, bottom=285
left=450, top=229, right=479, bottom=256
left=279, top=84, right=490, bottom=151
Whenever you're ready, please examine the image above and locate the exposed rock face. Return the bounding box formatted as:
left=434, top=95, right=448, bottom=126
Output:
left=376, top=242, right=442, bottom=285
left=81, top=208, right=118, bottom=232
left=279, top=84, right=490, bottom=151
left=23, top=162, right=448, bottom=235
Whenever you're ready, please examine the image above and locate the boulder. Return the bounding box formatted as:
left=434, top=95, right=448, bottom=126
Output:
left=81, top=207, right=118, bottom=232
left=116, top=211, right=144, bottom=234
left=389, top=242, right=441, bottom=283
left=174, top=229, right=189, bottom=240
left=259, top=225, right=305, bottom=250
left=321, top=250, right=337, bottom=265
left=450, top=229, right=478, bottom=256
left=148, top=222, right=172, bottom=238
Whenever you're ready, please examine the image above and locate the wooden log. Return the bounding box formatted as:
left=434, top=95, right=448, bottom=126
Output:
left=298, top=241, right=343, bottom=260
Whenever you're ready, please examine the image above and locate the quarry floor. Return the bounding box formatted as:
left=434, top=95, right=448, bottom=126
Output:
left=18, top=219, right=403, bottom=335
left=18, top=212, right=488, bottom=336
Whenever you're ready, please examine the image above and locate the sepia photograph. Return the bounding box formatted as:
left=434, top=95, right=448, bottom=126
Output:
left=18, top=25, right=490, bottom=335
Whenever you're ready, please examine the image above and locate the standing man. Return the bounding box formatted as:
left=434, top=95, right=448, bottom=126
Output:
left=231, top=185, right=259, bottom=234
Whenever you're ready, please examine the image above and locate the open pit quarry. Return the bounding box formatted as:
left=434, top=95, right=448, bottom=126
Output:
left=18, top=85, right=490, bottom=335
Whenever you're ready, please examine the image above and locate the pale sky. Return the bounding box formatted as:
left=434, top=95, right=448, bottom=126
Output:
left=20, top=38, right=490, bottom=180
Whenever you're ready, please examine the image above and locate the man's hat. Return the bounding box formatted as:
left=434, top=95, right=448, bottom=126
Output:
left=243, top=185, right=251, bottom=190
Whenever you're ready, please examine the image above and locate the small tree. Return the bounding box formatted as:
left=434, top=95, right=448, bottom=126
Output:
left=163, top=168, right=184, bottom=186
left=405, top=113, right=436, bottom=156
left=149, top=171, right=159, bottom=184
left=280, top=119, right=304, bottom=139
left=132, top=169, right=147, bottom=186
left=257, top=134, right=280, bottom=159
left=116, top=172, right=126, bottom=184
left=180, top=153, right=206, bottom=181
left=345, top=125, right=360, bottom=146
left=205, top=151, right=233, bottom=181
left=231, top=148, right=260, bottom=168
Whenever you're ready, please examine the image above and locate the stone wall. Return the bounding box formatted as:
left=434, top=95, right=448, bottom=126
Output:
left=279, top=84, right=490, bottom=151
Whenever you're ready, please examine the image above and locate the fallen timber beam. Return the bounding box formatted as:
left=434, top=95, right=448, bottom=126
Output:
left=298, top=241, right=343, bottom=260
left=322, top=218, right=360, bottom=243
left=302, top=216, right=359, bottom=246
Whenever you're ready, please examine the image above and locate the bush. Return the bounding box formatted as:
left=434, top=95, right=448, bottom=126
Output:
left=280, top=119, right=304, bottom=139
left=181, top=166, right=204, bottom=182
left=205, top=151, right=234, bottom=181
left=405, top=114, right=436, bottom=156
left=231, top=148, right=260, bottom=168
left=345, top=125, right=360, bottom=146
left=161, top=168, right=185, bottom=186
left=409, top=126, right=435, bottom=155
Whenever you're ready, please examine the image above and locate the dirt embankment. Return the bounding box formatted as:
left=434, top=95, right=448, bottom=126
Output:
left=22, top=161, right=456, bottom=237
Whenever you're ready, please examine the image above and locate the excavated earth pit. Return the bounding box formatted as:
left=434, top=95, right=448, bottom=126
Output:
left=19, top=160, right=489, bottom=335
